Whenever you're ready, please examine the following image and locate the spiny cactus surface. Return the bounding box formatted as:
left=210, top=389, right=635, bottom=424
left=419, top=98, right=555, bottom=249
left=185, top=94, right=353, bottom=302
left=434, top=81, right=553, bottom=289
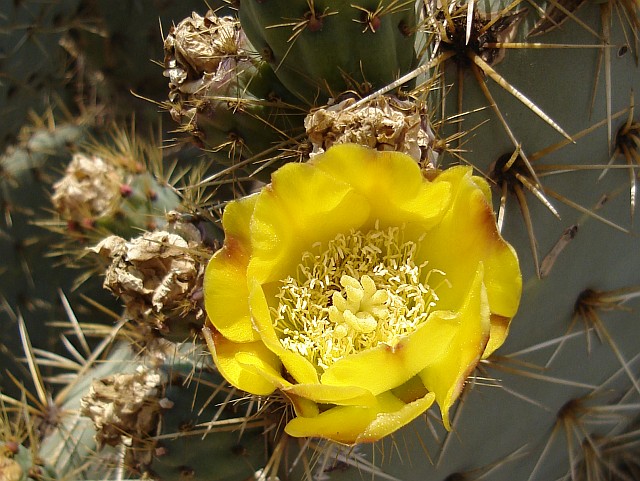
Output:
left=238, top=0, right=418, bottom=104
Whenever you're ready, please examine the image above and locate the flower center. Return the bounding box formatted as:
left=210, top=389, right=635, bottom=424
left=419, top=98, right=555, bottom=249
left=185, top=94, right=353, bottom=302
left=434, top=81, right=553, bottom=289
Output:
left=272, top=224, right=447, bottom=372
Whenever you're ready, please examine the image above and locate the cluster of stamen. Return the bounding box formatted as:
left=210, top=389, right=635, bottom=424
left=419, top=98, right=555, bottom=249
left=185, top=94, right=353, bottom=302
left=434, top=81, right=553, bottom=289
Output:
left=272, top=224, right=446, bottom=371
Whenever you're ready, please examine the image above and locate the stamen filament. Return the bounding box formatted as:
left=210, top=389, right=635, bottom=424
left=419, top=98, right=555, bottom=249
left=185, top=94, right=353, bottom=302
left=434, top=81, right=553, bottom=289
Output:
left=272, top=224, right=447, bottom=371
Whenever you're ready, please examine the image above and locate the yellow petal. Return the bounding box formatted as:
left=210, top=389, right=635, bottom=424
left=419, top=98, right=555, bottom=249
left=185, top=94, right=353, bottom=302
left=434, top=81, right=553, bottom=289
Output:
left=418, top=166, right=521, bottom=322
left=320, top=310, right=461, bottom=395
left=284, top=393, right=320, bottom=418
left=471, top=173, right=493, bottom=203
left=247, top=161, right=370, bottom=284
left=221, top=193, right=259, bottom=245
left=229, top=353, right=322, bottom=418
left=204, top=195, right=259, bottom=343
left=284, top=391, right=435, bottom=445
left=312, top=144, right=452, bottom=230
left=419, top=265, right=490, bottom=430
left=235, top=351, right=289, bottom=387
left=202, top=326, right=278, bottom=396
left=356, top=391, right=435, bottom=443
left=483, top=313, right=511, bottom=359
left=285, top=404, right=377, bottom=445
left=282, top=383, right=377, bottom=407
left=234, top=354, right=376, bottom=412
left=204, top=245, right=257, bottom=343
left=248, top=280, right=320, bottom=385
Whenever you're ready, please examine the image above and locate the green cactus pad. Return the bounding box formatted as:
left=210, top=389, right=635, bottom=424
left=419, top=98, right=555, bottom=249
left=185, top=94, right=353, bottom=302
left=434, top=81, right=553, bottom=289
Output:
left=147, top=366, right=268, bottom=481
left=238, top=0, right=418, bottom=104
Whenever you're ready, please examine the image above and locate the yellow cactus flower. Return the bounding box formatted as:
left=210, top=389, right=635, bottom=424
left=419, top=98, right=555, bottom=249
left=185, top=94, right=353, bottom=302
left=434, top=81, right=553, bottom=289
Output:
left=203, top=144, right=521, bottom=445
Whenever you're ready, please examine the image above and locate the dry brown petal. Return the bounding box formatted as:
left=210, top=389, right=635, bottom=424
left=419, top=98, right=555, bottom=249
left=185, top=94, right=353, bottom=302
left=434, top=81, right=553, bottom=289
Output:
left=164, top=11, right=245, bottom=85
left=163, top=10, right=259, bottom=133
left=90, top=235, right=127, bottom=258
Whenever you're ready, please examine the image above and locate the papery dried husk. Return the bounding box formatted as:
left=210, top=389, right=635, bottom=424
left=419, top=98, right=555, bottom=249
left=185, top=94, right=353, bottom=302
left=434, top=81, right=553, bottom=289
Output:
left=80, top=365, right=162, bottom=449
left=91, top=230, right=207, bottom=340
left=52, top=153, right=123, bottom=222
left=305, top=95, right=438, bottom=166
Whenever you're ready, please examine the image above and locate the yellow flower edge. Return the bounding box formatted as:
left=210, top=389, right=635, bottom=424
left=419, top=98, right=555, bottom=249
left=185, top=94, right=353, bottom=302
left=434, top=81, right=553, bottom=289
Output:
left=203, top=144, right=522, bottom=444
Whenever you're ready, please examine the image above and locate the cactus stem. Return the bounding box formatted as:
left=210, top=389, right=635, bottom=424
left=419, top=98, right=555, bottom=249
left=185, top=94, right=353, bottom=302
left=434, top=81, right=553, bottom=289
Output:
left=577, top=434, right=631, bottom=481
left=559, top=398, right=592, bottom=481
left=531, top=391, right=640, bottom=481
left=490, top=113, right=635, bottom=275
left=265, top=3, right=339, bottom=71
left=429, top=1, right=576, bottom=144
left=610, top=97, right=640, bottom=219
left=445, top=442, right=530, bottom=481
left=527, top=0, right=593, bottom=38
left=269, top=3, right=338, bottom=43
left=308, top=438, right=392, bottom=481
left=491, top=150, right=553, bottom=277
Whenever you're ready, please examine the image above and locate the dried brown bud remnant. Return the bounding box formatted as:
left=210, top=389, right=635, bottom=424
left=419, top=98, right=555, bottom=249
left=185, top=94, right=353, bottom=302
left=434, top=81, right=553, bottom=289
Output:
left=91, top=230, right=207, bottom=340
left=52, top=153, right=123, bottom=223
left=163, top=10, right=253, bottom=130
left=164, top=11, right=244, bottom=84
left=80, top=365, right=162, bottom=449
left=304, top=95, right=438, bottom=166
left=0, top=454, right=23, bottom=481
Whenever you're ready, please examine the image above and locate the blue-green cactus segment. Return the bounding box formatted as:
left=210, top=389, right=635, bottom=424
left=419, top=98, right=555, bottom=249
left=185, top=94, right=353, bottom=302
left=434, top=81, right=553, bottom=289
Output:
left=38, top=342, right=138, bottom=481
left=50, top=130, right=182, bottom=240
left=140, top=356, right=268, bottom=481
left=96, top=171, right=181, bottom=236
